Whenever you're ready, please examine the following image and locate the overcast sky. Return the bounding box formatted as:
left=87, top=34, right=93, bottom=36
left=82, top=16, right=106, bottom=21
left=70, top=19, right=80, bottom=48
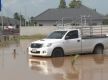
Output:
left=1, top=0, right=108, bottom=18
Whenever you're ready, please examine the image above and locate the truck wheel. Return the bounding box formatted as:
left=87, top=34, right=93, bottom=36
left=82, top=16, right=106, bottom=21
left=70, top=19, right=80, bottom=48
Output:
left=51, top=48, right=64, bottom=57
left=94, top=46, right=104, bottom=54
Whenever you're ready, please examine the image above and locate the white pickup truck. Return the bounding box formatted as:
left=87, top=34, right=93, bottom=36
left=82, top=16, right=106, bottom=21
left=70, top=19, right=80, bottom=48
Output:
left=28, top=28, right=108, bottom=57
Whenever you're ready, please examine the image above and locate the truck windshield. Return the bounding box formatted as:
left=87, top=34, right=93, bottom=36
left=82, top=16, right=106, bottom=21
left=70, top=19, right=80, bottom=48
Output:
left=47, top=31, right=67, bottom=39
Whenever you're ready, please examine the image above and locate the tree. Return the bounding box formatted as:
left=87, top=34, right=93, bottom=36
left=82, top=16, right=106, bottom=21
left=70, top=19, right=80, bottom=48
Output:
left=69, top=0, right=82, bottom=8
left=14, top=12, right=20, bottom=21
left=13, top=12, right=26, bottom=26
left=29, top=16, right=37, bottom=26
left=14, top=12, right=25, bottom=21
left=59, top=0, right=67, bottom=8
left=20, top=14, right=25, bottom=22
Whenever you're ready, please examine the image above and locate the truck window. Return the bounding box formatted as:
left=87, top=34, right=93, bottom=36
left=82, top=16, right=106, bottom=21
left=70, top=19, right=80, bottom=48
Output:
left=65, top=30, right=78, bottom=39
left=47, top=31, right=67, bottom=39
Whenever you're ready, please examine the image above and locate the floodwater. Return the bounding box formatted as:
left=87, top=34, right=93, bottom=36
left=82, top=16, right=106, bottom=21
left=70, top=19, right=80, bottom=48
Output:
left=0, top=40, right=108, bottom=80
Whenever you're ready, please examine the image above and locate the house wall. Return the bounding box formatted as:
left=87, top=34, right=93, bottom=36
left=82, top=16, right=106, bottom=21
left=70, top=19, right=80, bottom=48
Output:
left=37, top=21, right=57, bottom=26
left=20, top=26, right=58, bottom=36
left=36, top=20, right=80, bottom=26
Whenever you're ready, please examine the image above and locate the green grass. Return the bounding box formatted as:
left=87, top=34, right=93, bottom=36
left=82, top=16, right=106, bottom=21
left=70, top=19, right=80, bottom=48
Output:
left=20, top=34, right=46, bottom=39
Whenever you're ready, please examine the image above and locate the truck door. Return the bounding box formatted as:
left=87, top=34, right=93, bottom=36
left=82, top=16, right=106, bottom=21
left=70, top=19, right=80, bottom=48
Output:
left=64, top=30, right=81, bottom=54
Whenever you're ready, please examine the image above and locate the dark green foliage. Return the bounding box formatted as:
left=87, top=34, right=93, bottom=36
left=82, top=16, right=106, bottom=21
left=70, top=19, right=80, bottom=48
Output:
left=14, top=12, right=25, bottom=21
left=13, top=12, right=25, bottom=26
left=29, top=16, right=37, bottom=26
left=69, top=0, right=82, bottom=8
left=59, top=0, right=67, bottom=8
left=14, top=12, right=20, bottom=21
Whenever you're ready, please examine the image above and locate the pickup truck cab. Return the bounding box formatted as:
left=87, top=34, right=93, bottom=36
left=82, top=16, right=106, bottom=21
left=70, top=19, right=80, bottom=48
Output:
left=28, top=29, right=108, bottom=57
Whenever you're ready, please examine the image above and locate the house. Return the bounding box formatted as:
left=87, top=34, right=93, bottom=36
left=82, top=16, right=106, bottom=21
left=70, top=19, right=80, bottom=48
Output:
left=33, top=5, right=104, bottom=26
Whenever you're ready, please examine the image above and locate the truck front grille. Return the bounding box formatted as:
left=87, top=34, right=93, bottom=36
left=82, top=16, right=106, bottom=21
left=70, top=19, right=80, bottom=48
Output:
left=31, top=51, right=40, bottom=54
left=31, top=43, right=43, bottom=48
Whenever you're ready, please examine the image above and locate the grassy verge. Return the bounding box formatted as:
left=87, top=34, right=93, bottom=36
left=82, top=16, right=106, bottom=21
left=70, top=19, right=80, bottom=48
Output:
left=20, top=34, right=46, bottom=39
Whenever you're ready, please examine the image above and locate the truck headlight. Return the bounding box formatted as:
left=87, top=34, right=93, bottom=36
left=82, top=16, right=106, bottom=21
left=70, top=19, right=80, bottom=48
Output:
left=46, top=43, right=52, bottom=47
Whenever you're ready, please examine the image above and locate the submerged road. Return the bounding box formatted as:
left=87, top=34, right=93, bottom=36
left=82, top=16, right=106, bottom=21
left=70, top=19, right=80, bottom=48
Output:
left=0, top=40, right=108, bottom=80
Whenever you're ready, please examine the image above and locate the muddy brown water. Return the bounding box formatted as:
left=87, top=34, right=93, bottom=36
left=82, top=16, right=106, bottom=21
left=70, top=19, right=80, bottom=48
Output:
left=0, top=40, right=108, bottom=80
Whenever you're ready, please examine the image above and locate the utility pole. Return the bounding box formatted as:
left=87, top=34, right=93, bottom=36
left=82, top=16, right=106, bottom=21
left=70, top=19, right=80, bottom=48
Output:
left=19, top=9, right=22, bottom=27
left=24, top=8, right=27, bottom=27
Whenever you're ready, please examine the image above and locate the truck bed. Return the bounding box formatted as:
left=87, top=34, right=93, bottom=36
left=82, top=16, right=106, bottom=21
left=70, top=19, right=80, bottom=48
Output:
left=82, top=35, right=108, bottom=39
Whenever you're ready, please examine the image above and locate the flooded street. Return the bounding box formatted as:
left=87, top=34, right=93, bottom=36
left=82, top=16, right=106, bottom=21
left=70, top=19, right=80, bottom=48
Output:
left=0, top=40, right=108, bottom=80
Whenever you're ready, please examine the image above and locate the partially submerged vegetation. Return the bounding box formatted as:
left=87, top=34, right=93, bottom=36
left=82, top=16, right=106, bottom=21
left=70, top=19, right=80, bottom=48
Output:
left=20, top=34, right=46, bottom=39
left=71, top=55, right=79, bottom=66
left=0, top=40, right=19, bottom=47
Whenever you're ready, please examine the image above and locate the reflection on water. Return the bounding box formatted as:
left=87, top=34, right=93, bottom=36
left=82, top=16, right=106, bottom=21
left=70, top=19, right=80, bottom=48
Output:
left=12, top=49, right=17, bottom=60
left=93, top=54, right=104, bottom=64
left=28, top=57, right=79, bottom=80
left=51, top=57, right=64, bottom=68
left=29, top=57, right=65, bottom=74
left=28, top=54, right=108, bottom=80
